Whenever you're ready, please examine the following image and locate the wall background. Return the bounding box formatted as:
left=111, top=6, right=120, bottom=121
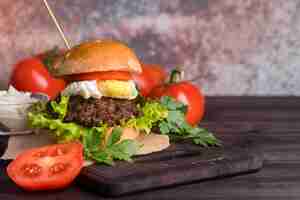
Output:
left=1, top=0, right=300, bottom=95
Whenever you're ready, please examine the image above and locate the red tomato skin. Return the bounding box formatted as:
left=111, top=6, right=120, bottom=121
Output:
left=65, top=71, right=132, bottom=82
left=10, top=58, right=66, bottom=100
left=6, top=143, right=83, bottom=191
left=148, top=84, right=166, bottom=98
left=133, top=63, right=167, bottom=97
left=151, top=82, right=205, bottom=125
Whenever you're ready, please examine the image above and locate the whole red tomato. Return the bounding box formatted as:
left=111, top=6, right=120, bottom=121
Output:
left=133, top=63, right=167, bottom=97
left=10, top=57, right=66, bottom=99
left=150, top=71, right=205, bottom=125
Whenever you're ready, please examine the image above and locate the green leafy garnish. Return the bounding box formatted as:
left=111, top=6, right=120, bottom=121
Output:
left=107, top=127, right=122, bottom=146
left=160, top=95, right=187, bottom=113
left=27, top=95, right=78, bottom=142
left=83, top=127, right=140, bottom=165
left=82, top=126, right=107, bottom=161
left=124, top=96, right=220, bottom=146
left=50, top=96, right=69, bottom=119
left=28, top=112, right=83, bottom=142
left=159, top=96, right=220, bottom=146
left=28, top=100, right=48, bottom=115
left=124, top=101, right=168, bottom=134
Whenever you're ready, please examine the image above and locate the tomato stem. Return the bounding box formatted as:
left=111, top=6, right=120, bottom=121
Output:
left=169, top=69, right=182, bottom=84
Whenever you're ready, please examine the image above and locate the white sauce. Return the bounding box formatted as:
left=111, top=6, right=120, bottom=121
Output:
left=62, top=80, right=102, bottom=99
left=0, top=86, right=39, bottom=130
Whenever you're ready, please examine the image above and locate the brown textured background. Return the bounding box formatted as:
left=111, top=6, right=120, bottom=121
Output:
left=1, top=0, right=300, bottom=95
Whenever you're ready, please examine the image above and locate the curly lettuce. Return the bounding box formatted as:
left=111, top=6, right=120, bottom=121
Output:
left=49, top=95, right=69, bottom=119
left=123, top=101, right=168, bottom=134
left=28, top=112, right=83, bottom=142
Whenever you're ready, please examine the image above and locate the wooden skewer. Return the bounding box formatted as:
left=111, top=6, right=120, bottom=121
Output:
left=42, top=0, right=71, bottom=49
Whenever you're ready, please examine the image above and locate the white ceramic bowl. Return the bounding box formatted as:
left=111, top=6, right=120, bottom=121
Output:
left=0, top=103, right=33, bottom=130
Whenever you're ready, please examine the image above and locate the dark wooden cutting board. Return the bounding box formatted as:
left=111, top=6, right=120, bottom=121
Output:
left=77, top=134, right=263, bottom=196
left=0, top=122, right=263, bottom=197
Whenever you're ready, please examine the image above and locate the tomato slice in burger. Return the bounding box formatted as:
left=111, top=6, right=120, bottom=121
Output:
left=66, top=71, right=133, bottom=82
left=6, top=143, right=83, bottom=191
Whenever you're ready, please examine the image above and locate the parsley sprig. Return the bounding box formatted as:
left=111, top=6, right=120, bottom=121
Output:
left=159, top=96, right=220, bottom=146
left=83, top=127, right=140, bottom=165
left=124, top=96, right=220, bottom=147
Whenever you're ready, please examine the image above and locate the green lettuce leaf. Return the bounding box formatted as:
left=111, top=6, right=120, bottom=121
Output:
left=50, top=96, right=69, bottom=119
left=28, top=112, right=83, bottom=142
left=123, top=101, right=168, bottom=134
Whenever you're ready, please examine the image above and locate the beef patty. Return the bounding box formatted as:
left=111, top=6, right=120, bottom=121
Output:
left=64, top=95, right=140, bottom=127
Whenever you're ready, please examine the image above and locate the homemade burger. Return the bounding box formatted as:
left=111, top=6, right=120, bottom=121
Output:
left=26, top=39, right=218, bottom=165
left=28, top=39, right=170, bottom=161
left=56, top=39, right=142, bottom=127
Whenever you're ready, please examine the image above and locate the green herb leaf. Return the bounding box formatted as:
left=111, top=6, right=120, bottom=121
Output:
left=107, top=127, right=122, bottom=147
left=167, top=110, right=185, bottom=123
left=158, top=121, right=170, bottom=134
left=158, top=96, right=220, bottom=146
left=91, top=151, right=113, bottom=166
left=161, top=96, right=187, bottom=113
left=82, top=126, right=140, bottom=165
left=107, top=140, right=140, bottom=162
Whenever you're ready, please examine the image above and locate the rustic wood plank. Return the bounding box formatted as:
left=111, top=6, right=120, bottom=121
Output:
left=215, top=132, right=300, bottom=163
left=205, top=96, right=300, bottom=122
left=204, top=109, right=300, bottom=122
left=201, top=121, right=300, bottom=134
left=77, top=136, right=263, bottom=196
left=0, top=97, right=299, bottom=199
left=206, top=96, right=300, bottom=109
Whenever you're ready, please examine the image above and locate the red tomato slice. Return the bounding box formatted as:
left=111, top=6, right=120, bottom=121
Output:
left=7, top=143, right=83, bottom=191
left=65, top=71, right=132, bottom=82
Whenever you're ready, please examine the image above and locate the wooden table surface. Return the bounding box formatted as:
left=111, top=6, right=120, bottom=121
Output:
left=0, top=96, right=299, bottom=200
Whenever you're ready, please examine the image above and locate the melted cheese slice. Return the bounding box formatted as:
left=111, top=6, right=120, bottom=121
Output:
left=97, top=80, right=138, bottom=100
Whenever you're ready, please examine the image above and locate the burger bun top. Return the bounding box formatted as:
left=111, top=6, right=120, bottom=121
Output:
left=51, top=39, right=142, bottom=76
